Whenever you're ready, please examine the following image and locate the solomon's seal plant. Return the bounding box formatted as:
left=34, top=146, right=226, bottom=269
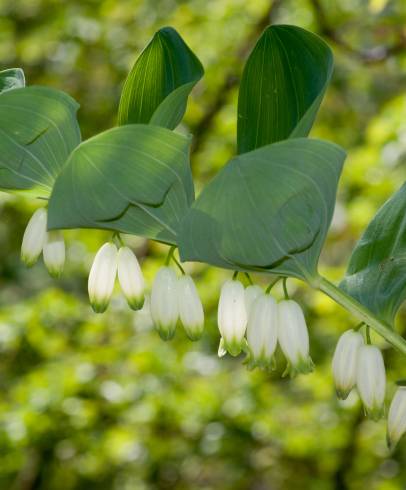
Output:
left=2, top=25, right=406, bottom=447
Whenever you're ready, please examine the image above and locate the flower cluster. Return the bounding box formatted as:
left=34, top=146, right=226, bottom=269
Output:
left=21, top=208, right=65, bottom=277
left=332, top=328, right=406, bottom=448
left=218, top=279, right=314, bottom=377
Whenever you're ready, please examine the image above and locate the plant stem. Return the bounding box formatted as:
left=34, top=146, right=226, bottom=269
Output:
left=317, top=276, right=406, bottom=356
left=282, top=278, right=289, bottom=299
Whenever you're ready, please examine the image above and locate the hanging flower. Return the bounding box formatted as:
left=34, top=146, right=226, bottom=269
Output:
left=88, top=242, right=118, bottom=313
left=117, top=246, right=145, bottom=310
left=356, top=344, right=386, bottom=420
left=21, top=208, right=47, bottom=267
left=43, top=231, right=65, bottom=278
left=217, top=279, right=247, bottom=356
left=150, top=266, right=179, bottom=340
left=178, top=275, right=204, bottom=340
left=244, top=284, right=263, bottom=316
left=387, top=386, right=406, bottom=449
left=246, top=293, right=278, bottom=369
left=278, top=300, right=314, bottom=377
left=332, top=329, right=364, bottom=399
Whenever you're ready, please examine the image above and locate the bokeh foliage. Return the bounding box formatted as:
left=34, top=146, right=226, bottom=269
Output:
left=1, top=0, right=406, bottom=489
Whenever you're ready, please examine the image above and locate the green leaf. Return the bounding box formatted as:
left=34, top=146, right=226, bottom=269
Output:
left=340, top=183, right=406, bottom=325
left=48, top=124, right=194, bottom=245
left=0, top=86, right=81, bottom=198
left=237, top=25, right=333, bottom=154
left=179, top=138, right=345, bottom=281
left=118, top=26, right=203, bottom=129
left=0, top=68, right=25, bottom=93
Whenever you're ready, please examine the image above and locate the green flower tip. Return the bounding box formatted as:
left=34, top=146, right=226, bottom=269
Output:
left=155, top=324, right=176, bottom=341
left=127, top=296, right=145, bottom=311
left=283, top=356, right=314, bottom=378
left=336, top=387, right=351, bottom=401
left=90, top=301, right=109, bottom=314
left=364, top=404, right=385, bottom=422
left=21, top=254, right=38, bottom=268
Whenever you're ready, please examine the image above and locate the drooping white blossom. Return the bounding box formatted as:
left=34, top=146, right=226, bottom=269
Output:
left=246, top=293, right=278, bottom=369
left=332, top=329, right=364, bottom=399
left=43, top=231, right=65, bottom=278
left=117, top=246, right=145, bottom=310
left=88, top=242, right=118, bottom=313
left=387, top=386, right=406, bottom=449
left=356, top=344, right=386, bottom=420
left=278, top=300, right=314, bottom=377
left=178, top=275, right=204, bottom=340
left=150, top=266, right=179, bottom=340
left=217, top=279, right=247, bottom=356
left=244, top=285, right=263, bottom=316
left=21, top=208, right=47, bottom=266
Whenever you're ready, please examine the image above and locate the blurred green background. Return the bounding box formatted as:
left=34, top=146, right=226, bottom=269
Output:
left=1, top=0, right=406, bottom=488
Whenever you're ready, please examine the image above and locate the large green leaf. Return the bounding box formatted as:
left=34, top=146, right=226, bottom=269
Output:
left=0, top=68, right=25, bottom=93
left=179, top=138, right=345, bottom=281
left=48, top=124, right=194, bottom=245
left=0, top=86, right=81, bottom=198
left=118, top=27, right=203, bottom=129
left=237, top=25, right=333, bottom=154
left=340, top=183, right=406, bottom=325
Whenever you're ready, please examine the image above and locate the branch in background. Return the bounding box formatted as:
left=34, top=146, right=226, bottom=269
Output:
left=191, top=0, right=282, bottom=156
left=310, top=0, right=406, bottom=64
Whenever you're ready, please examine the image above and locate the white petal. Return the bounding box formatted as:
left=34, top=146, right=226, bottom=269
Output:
left=217, top=280, right=247, bottom=355
left=332, top=329, right=364, bottom=399
left=88, top=243, right=118, bottom=313
left=150, top=267, right=179, bottom=340
left=388, top=387, right=406, bottom=448
left=356, top=344, right=386, bottom=420
left=43, top=231, right=65, bottom=277
left=117, top=246, right=145, bottom=310
left=21, top=208, right=47, bottom=266
left=244, top=285, right=263, bottom=316
left=178, top=275, right=204, bottom=340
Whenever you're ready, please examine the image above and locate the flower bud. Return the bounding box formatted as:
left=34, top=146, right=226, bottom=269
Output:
left=356, top=344, right=386, bottom=420
left=244, top=285, right=263, bottom=316
left=178, top=275, right=204, bottom=341
left=218, top=338, right=227, bottom=358
left=332, top=329, right=364, bottom=400
left=387, top=387, right=406, bottom=449
left=43, top=231, right=65, bottom=278
left=88, top=243, right=117, bottom=313
left=278, top=300, right=314, bottom=377
left=246, top=293, right=278, bottom=369
left=117, top=246, right=145, bottom=310
left=21, top=208, right=47, bottom=266
left=150, top=267, right=179, bottom=340
left=217, top=279, right=247, bottom=356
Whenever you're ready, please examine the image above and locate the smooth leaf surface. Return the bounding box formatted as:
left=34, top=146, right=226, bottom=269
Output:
left=118, top=27, right=203, bottom=129
left=179, top=138, right=345, bottom=281
left=237, top=25, right=333, bottom=154
left=0, top=68, right=25, bottom=93
left=340, top=183, right=406, bottom=325
left=0, top=86, right=81, bottom=198
left=48, top=124, right=194, bottom=245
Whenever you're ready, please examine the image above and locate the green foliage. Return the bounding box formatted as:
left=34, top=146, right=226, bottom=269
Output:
left=237, top=25, right=333, bottom=154
left=0, top=86, right=81, bottom=198
left=48, top=125, right=193, bottom=245
left=0, top=68, right=25, bottom=93
left=179, top=138, right=345, bottom=281
left=341, top=182, right=406, bottom=326
left=118, top=27, right=204, bottom=129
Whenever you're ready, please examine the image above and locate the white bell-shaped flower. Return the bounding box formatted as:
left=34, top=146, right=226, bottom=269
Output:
left=278, top=300, right=314, bottom=377
left=244, top=285, right=263, bottom=316
left=21, top=208, right=47, bottom=266
left=387, top=386, right=406, bottom=449
left=150, top=266, right=179, bottom=340
left=356, top=344, right=386, bottom=420
left=178, top=275, right=204, bottom=341
left=43, top=231, right=65, bottom=278
left=246, top=293, right=278, bottom=369
left=332, top=329, right=364, bottom=399
left=117, top=246, right=145, bottom=310
left=88, top=242, right=118, bottom=313
left=217, top=279, right=247, bottom=356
